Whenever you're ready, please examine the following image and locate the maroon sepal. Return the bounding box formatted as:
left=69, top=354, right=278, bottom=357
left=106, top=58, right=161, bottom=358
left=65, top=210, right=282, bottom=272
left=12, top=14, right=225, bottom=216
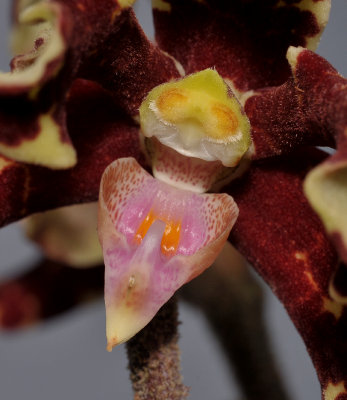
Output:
left=0, top=0, right=125, bottom=165
left=0, top=3, right=178, bottom=167
left=226, top=148, right=347, bottom=394
left=331, top=263, right=347, bottom=298
left=307, top=145, right=347, bottom=268
left=153, top=0, right=326, bottom=91
left=0, top=1, right=74, bottom=165
left=291, top=49, right=347, bottom=269
left=245, top=49, right=346, bottom=159
left=0, top=258, right=103, bottom=329
left=78, top=9, right=180, bottom=116
left=0, top=79, right=145, bottom=227
left=294, top=49, right=347, bottom=145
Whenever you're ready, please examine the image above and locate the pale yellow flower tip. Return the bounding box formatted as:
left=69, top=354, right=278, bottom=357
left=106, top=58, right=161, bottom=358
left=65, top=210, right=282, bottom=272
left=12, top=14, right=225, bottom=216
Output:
left=117, top=0, right=136, bottom=8
left=23, top=203, right=103, bottom=268
left=139, top=69, right=251, bottom=167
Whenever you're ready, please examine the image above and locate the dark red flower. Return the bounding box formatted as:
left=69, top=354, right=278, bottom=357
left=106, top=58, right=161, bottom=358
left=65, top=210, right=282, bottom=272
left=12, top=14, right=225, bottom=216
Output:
left=0, top=1, right=346, bottom=398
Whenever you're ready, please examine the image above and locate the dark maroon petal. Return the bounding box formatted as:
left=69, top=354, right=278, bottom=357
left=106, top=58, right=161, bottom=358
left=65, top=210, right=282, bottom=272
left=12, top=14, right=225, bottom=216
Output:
left=0, top=1, right=77, bottom=168
left=243, top=47, right=347, bottom=268
left=78, top=9, right=181, bottom=116
left=287, top=48, right=347, bottom=268
left=292, top=48, right=347, bottom=151
left=0, top=79, right=145, bottom=227
left=0, top=156, right=28, bottom=226
left=153, top=0, right=329, bottom=91
left=293, top=48, right=347, bottom=144
left=0, top=258, right=103, bottom=329
left=226, top=148, right=347, bottom=395
left=330, top=262, right=347, bottom=305
left=304, top=147, right=347, bottom=267
left=0, top=1, right=162, bottom=167
left=0, top=0, right=121, bottom=167
left=245, top=48, right=347, bottom=159
left=244, top=81, right=335, bottom=160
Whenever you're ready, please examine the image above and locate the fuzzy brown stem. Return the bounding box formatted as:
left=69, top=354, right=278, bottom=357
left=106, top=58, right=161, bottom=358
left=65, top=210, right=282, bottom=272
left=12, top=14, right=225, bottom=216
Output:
left=126, top=297, right=189, bottom=400
left=180, top=243, right=291, bottom=400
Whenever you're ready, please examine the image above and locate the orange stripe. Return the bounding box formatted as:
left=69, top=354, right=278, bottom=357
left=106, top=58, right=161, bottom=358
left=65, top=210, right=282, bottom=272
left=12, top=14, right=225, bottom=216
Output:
left=134, top=210, right=181, bottom=257
left=134, top=210, right=156, bottom=244
left=161, top=220, right=181, bottom=257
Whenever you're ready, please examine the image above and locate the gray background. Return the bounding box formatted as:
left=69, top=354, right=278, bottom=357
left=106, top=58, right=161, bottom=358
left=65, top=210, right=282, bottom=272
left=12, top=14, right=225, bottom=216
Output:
left=0, top=0, right=346, bottom=399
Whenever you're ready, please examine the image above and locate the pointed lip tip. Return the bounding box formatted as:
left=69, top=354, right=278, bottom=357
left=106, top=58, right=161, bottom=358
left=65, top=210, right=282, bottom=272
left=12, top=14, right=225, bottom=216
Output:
left=106, top=337, right=119, bottom=352
left=107, top=331, right=136, bottom=351
left=106, top=341, right=116, bottom=352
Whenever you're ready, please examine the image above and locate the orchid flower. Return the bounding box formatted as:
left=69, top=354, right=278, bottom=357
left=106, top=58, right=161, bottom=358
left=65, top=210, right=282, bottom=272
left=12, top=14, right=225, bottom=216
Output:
left=0, top=0, right=346, bottom=399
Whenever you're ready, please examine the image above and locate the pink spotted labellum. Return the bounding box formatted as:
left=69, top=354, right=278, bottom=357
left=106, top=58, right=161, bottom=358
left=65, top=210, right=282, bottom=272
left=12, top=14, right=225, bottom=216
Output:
left=99, top=157, right=238, bottom=348
left=0, top=0, right=346, bottom=398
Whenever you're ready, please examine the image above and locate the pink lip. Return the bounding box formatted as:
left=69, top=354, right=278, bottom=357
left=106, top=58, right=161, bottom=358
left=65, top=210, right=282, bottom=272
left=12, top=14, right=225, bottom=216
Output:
left=98, top=157, right=238, bottom=347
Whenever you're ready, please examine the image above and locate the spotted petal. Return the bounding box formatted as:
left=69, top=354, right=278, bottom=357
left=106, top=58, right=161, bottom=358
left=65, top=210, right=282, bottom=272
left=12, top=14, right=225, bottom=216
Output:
left=98, top=158, right=238, bottom=349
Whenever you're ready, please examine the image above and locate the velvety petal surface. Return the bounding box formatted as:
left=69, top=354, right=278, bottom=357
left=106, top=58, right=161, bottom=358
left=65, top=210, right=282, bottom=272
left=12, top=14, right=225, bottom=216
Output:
left=295, top=48, right=347, bottom=268
left=78, top=9, right=181, bottom=116
left=0, top=0, right=134, bottom=167
left=98, top=158, right=238, bottom=349
left=226, top=149, right=347, bottom=397
left=153, top=0, right=330, bottom=92
left=0, top=1, right=179, bottom=167
left=246, top=48, right=345, bottom=159
left=244, top=47, right=347, bottom=271
left=305, top=150, right=347, bottom=268
left=330, top=262, right=347, bottom=306
left=0, top=1, right=76, bottom=168
left=0, top=79, right=144, bottom=227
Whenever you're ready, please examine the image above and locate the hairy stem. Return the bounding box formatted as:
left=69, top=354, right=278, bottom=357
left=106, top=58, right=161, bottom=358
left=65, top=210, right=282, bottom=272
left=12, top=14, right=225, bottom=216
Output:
left=180, top=243, right=291, bottom=400
left=126, top=297, right=189, bottom=400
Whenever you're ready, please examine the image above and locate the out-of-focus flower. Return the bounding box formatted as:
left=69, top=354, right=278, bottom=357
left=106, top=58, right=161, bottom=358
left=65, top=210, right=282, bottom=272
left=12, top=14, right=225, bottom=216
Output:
left=23, top=202, right=103, bottom=268
left=0, top=0, right=346, bottom=398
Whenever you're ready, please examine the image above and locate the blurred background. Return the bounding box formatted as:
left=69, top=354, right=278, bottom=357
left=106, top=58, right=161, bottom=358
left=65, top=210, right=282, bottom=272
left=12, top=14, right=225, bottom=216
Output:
left=0, top=0, right=346, bottom=399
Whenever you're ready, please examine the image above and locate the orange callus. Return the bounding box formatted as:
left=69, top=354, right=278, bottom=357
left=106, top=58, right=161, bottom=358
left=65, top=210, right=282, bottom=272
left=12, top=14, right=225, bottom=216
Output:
left=134, top=210, right=156, bottom=244
left=211, top=104, right=239, bottom=137
left=134, top=209, right=181, bottom=257
left=157, top=88, right=188, bottom=121
left=161, top=221, right=181, bottom=257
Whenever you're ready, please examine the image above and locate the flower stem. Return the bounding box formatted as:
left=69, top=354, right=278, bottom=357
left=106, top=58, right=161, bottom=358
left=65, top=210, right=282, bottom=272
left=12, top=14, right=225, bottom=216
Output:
left=126, top=296, right=189, bottom=400
left=180, top=243, right=291, bottom=400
